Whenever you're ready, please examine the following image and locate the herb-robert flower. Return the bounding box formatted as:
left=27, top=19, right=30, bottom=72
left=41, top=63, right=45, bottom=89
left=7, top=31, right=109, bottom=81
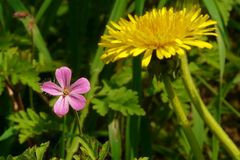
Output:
left=41, top=66, right=90, bottom=117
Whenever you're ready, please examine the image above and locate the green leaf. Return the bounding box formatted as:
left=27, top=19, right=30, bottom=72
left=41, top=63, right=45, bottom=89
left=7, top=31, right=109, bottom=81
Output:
left=75, top=135, right=109, bottom=160
left=7, top=0, right=52, bottom=65
left=192, top=106, right=205, bottom=149
left=11, top=65, right=41, bottom=92
left=92, top=82, right=145, bottom=116
left=0, top=127, right=15, bottom=141
left=98, top=141, right=110, bottom=160
left=0, top=141, right=49, bottom=160
left=0, top=47, right=41, bottom=92
left=92, top=99, right=109, bottom=116
left=8, top=108, right=58, bottom=143
left=110, top=64, right=132, bottom=86
left=78, top=136, right=97, bottom=160
left=36, top=142, right=50, bottom=160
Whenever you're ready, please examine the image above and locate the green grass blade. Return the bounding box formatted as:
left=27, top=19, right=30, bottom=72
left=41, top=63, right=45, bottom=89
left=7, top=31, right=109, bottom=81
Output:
left=157, top=0, right=169, bottom=8
left=194, top=74, right=240, bottom=117
left=7, top=0, right=26, bottom=10
left=68, top=0, right=89, bottom=71
left=7, top=0, right=52, bottom=65
left=79, top=0, right=128, bottom=129
left=201, top=1, right=229, bottom=159
left=126, top=1, right=147, bottom=160
left=0, top=2, right=6, bottom=30
left=35, top=0, right=53, bottom=23
left=40, top=0, right=63, bottom=35
left=192, top=105, right=205, bottom=149
left=202, top=0, right=228, bottom=79
left=108, top=118, right=122, bottom=160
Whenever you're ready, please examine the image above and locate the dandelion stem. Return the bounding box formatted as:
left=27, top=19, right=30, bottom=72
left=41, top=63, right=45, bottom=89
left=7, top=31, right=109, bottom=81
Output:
left=180, top=54, right=240, bottom=160
left=163, top=76, right=204, bottom=160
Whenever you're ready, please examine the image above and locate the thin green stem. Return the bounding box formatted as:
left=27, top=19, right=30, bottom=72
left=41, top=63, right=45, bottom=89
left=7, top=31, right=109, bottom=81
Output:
left=74, top=111, right=82, bottom=135
left=180, top=54, right=240, bottom=160
left=163, top=76, right=204, bottom=160
left=61, top=116, right=66, bottom=158
left=29, top=88, right=34, bottom=109
left=75, top=112, right=96, bottom=160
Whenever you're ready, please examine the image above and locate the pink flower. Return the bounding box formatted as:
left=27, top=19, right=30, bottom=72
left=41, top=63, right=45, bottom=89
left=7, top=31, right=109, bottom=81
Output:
left=41, top=66, right=90, bottom=117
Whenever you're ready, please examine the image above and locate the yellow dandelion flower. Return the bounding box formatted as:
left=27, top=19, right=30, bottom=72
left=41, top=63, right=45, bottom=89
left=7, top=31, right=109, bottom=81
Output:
left=99, top=7, right=217, bottom=68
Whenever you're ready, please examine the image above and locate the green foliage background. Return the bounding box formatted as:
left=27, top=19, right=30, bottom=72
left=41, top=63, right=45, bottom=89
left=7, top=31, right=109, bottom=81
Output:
left=0, top=0, right=240, bottom=159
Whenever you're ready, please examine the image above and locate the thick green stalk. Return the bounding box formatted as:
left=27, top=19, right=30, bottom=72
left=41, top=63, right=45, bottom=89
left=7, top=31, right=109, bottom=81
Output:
left=108, top=117, right=122, bottom=160
left=163, top=76, right=204, bottom=160
left=180, top=54, right=240, bottom=160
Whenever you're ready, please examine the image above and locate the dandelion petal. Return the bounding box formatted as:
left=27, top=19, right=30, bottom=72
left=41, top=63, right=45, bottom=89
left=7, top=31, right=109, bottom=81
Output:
left=55, top=66, right=72, bottom=88
left=54, top=96, right=69, bottom=117
left=142, top=49, right=153, bottom=68
left=68, top=94, right=86, bottom=111
left=41, top=81, right=62, bottom=96
left=70, top=78, right=90, bottom=94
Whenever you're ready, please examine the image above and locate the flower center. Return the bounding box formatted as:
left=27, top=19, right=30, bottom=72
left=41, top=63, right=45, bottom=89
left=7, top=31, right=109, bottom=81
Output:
left=63, top=88, right=70, bottom=96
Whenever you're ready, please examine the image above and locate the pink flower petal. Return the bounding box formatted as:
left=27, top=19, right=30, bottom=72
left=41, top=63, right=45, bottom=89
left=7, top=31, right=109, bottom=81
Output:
left=68, top=94, right=86, bottom=111
left=53, top=96, right=69, bottom=117
left=55, top=66, right=72, bottom=88
left=70, top=77, right=90, bottom=94
left=41, top=81, right=62, bottom=96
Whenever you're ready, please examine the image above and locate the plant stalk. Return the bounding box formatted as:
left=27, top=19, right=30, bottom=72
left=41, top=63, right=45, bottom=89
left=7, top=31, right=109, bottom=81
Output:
left=108, top=117, right=122, bottom=160
left=74, top=111, right=82, bottom=135
left=163, top=76, right=204, bottom=160
left=180, top=54, right=240, bottom=160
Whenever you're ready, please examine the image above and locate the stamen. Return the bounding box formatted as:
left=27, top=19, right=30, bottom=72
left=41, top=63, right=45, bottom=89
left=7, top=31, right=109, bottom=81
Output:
left=63, top=88, right=70, bottom=96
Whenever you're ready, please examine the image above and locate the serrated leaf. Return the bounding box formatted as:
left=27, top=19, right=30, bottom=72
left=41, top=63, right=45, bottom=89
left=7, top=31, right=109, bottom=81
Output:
left=76, top=135, right=109, bottom=160
left=78, top=136, right=97, bottom=160
left=0, top=47, right=41, bottom=92
left=110, top=65, right=132, bottom=86
left=92, top=99, right=109, bottom=116
left=1, top=141, right=49, bottom=160
left=98, top=141, right=109, bottom=160
left=10, top=60, right=41, bottom=92
left=9, top=108, right=58, bottom=143
left=36, top=142, right=50, bottom=160
left=92, top=82, right=145, bottom=116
